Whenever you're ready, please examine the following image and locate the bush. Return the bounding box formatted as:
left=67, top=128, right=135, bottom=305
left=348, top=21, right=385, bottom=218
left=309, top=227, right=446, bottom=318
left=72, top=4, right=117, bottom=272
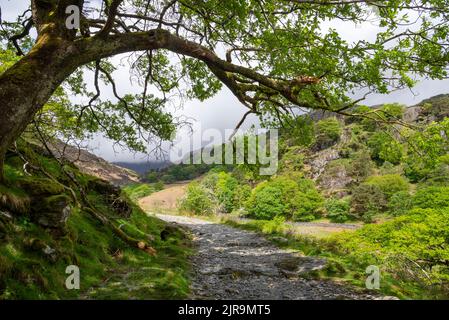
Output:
left=413, top=186, right=449, bottom=209
left=245, top=176, right=323, bottom=221
left=388, top=191, right=413, bottom=216
left=350, top=184, right=387, bottom=221
left=233, top=184, right=251, bottom=210
left=381, top=103, right=405, bottom=120
left=123, top=183, right=154, bottom=201
left=404, top=118, right=449, bottom=182
left=146, top=172, right=159, bottom=183
left=325, top=197, right=351, bottom=223
left=314, top=117, right=342, bottom=150
left=424, top=155, right=449, bottom=186
left=161, top=174, right=176, bottom=184
left=346, top=105, right=372, bottom=125
left=153, top=181, right=164, bottom=191
left=334, top=207, right=449, bottom=297
left=245, top=182, right=285, bottom=219
left=215, top=172, right=239, bottom=213
left=367, top=131, right=404, bottom=165
left=178, top=182, right=214, bottom=215
left=365, top=174, right=409, bottom=200
left=347, top=150, right=374, bottom=183
left=282, top=115, right=315, bottom=147
left=291, top=179, right=324, bottom=221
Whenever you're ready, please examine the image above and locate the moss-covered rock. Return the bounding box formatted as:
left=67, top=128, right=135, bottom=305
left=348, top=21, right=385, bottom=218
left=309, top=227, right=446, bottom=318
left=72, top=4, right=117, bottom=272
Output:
left=32, top=195, right=72, bottom=229
left=18, top=177, right=64, bottom=196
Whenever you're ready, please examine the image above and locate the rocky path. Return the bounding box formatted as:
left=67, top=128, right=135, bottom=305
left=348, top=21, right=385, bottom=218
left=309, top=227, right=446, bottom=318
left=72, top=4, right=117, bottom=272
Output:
left=156, top=214, right=379, bottom=300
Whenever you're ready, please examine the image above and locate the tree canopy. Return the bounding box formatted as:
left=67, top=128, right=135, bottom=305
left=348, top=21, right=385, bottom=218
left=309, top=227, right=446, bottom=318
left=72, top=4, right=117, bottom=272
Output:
left=1, top=0, right=449, bottom=180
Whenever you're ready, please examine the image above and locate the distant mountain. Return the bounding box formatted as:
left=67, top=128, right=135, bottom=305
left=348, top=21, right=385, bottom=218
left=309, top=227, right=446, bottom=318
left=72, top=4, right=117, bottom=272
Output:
left=113, top=161, right=172, bottom=175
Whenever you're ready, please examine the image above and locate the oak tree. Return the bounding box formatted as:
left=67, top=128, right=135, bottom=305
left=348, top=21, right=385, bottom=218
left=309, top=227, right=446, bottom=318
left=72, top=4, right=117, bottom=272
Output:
left=1, top=0, right=449, bottom=181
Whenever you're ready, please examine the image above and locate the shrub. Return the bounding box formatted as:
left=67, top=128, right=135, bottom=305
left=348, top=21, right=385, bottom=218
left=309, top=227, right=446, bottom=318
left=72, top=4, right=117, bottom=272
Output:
left=388, top=191, right=413, bottom=216
left=314, top=117, right=342, bottom=150
left=161, top=174, right=175, bottom=184
left=334, top=207, right=449, bottom=296
left=201, top=172, right=220, bottom=190
left=413, top=186, right=449, bottom=209
left=153, top=181, right=164, bottom=191
left=178, top=182, right=214, bottom=215
left=350, top=184, right=387, bottom=221
left=261, top=216, right=288, bottom=234
left=367, top=131, right=404, bottom=165
left=215, top=172, right=238, bottom=213
left=245, top=176, right=323, bottom=221
left=245, top=182, right=285, bottom=219
left=365, top=174, right=409, bottom=200
left=279, top=146, right=305, bottom=173
left=381, top=103, right=405, bottom=120
left=346, top=105, right=372, bottom=125
left=146, top=172, right=159, bottom=183
left=233, top=184, right=251, bottom=210
left=348, top=150, right=374, bottom=183
left=404, top=118, right=449, bottom=182
left=424, top=155, right=449, bottom=186
left=291, top=179, right=324, bottom=221
left=325, top=197, right=351, bottom=223
left=123, top=183, right=154, bottom=201
left=283, top=115, right=315, bottom=147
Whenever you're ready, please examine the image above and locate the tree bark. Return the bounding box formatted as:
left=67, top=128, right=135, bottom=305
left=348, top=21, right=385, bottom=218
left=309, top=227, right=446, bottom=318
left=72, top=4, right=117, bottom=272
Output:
left=0, top=35, right=80, bottom=182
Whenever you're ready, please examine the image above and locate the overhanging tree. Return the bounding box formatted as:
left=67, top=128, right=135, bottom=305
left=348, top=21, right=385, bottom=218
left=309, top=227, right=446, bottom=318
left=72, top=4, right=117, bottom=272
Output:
left=1, top=0, right=449, bottom=182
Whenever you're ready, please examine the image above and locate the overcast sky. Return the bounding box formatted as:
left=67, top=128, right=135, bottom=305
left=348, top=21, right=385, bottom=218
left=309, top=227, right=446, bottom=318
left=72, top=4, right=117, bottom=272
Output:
left=2, top=0, right=449, bottom=163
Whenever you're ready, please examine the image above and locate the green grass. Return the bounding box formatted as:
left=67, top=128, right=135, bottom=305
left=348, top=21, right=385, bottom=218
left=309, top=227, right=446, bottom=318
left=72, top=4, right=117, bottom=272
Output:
left=123, top=183, right=156, bottom=202
left=0, top=141, right=192, bottom=300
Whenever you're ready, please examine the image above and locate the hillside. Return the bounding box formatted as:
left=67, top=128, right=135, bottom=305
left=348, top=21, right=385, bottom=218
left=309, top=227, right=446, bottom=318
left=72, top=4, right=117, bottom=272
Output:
left=0, top=139, right=191, bottom=299
left=47, top=140, right=140, bottom=186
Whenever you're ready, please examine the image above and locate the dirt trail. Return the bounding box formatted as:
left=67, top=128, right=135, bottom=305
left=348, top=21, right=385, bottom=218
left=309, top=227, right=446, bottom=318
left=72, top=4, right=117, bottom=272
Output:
left=155, top=213, right=380, bottom=300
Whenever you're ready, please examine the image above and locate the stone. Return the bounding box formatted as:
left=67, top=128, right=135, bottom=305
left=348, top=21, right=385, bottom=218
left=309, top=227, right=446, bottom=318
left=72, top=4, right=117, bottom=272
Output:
left=33, top=195, right=72, bottom=229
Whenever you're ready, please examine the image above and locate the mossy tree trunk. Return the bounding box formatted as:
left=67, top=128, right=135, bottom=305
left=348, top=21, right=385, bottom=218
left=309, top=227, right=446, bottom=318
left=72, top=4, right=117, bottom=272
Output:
left=0, top=37, right=78, bottom=183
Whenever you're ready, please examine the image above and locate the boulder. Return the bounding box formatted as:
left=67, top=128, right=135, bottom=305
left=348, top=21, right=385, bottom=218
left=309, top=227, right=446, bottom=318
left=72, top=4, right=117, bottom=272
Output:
left=32, top=195, right=72, bottom=229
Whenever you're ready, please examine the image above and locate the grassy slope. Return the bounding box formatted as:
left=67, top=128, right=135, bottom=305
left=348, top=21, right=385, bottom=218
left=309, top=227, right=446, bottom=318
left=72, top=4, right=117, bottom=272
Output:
left=0, top=142, right=191, bottom=300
